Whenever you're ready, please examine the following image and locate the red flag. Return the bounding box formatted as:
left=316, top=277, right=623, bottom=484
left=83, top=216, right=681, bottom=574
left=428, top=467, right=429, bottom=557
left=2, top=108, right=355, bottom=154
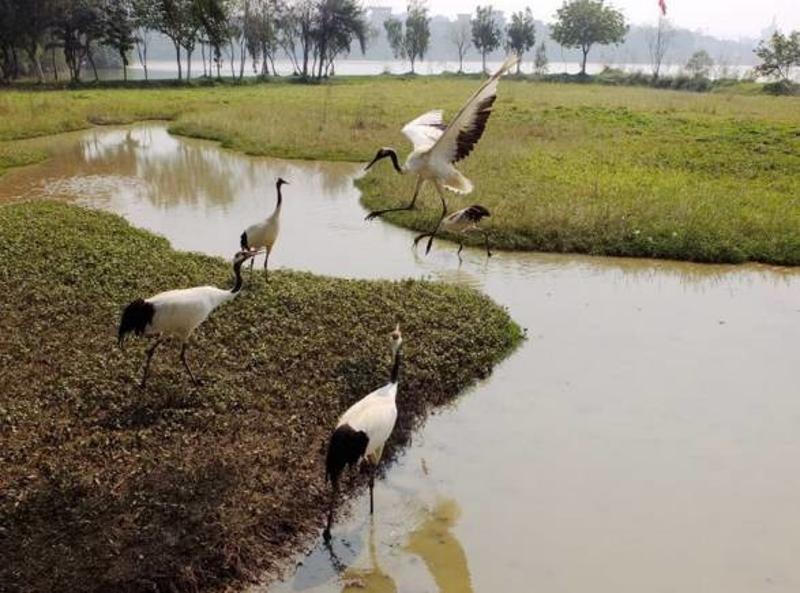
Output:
left=658, top=0, right=667, bottom=15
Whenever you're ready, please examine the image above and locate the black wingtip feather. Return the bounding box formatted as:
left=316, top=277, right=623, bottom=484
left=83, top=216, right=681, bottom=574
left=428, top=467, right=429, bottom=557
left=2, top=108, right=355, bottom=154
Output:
left=325, top=424, right=369, bottom=485
left=240, top=231, right=249, bottom=250
left=454, top=95, right=496, bottom=163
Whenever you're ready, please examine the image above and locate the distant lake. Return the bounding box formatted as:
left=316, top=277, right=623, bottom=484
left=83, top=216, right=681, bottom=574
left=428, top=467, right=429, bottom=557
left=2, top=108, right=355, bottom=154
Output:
left=105, top=58, right=757, bottom=81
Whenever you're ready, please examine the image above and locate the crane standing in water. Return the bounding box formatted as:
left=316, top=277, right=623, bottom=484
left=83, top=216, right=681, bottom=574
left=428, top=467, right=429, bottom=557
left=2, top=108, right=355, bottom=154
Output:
left=363, top=56, right=517, bottom=254
left=323, top=325, right=403, bottom=541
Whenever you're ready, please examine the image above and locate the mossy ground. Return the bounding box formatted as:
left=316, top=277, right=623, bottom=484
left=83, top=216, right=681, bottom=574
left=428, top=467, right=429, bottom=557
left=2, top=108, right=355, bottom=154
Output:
left=0, top=77, right=797, bottom=262
left=0, top=201, right=521, bottom=593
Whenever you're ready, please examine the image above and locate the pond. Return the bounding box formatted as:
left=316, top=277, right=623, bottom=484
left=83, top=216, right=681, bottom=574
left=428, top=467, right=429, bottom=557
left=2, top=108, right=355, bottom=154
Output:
left=1, top=124, right=799, bottom=593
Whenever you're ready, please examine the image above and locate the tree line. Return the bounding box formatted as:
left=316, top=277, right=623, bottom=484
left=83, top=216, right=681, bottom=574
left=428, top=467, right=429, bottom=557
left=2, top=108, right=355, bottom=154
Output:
left=0, top=0, right=367, bottom=83
left=1, top=0, right=796, bottom=85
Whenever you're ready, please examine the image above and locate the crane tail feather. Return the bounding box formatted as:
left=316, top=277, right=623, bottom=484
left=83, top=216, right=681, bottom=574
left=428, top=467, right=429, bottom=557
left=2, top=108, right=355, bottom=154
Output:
left=325, top=424, right=368, bottom=485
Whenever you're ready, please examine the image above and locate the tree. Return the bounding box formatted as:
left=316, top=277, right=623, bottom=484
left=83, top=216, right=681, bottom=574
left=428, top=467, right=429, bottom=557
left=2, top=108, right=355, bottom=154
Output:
left=449, top=18, right=471, bottom=74
left=754, top=30, right=800, bottom=83
left=156, top=0, right=197, bottom=80
left=505, top=7, right=535, bottom=74
left=50, top=0, right=105, bottom=82
left=647, top=16, right=672, bottom=80
left=685, top=49, right=713, bottom=78
left=194, top=0, right=229, bottom=78
left=471, top=5, right=501, bottom=74
left=132, top=0, right=159, bottom=80
left=245, top=0, right=280, bottom=76
left=102, top=0, right=136, bottom=81
left=17, top=0, right=54, bottom=82
left=384, top=0, right=430, bottom=74
left=550, top=0, right=627, bottom=76
left=533, top=40, right=548, bottom=75
left=314, top=0, right=367, bottom=79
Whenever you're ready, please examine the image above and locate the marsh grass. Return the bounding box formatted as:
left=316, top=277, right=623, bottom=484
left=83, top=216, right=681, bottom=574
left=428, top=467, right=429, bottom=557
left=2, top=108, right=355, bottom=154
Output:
left=0, top=79, right=797, bottom=263
left=0, top=201, right=521, bottom=593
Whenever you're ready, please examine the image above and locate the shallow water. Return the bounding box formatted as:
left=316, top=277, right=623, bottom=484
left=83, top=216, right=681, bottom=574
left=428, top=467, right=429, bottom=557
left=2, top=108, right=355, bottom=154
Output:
left=2, top=124, right=799, bottom=593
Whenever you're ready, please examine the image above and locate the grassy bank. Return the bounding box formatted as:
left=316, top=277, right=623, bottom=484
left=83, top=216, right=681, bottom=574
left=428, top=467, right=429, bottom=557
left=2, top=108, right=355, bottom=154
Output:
left=0, top=201, right=521, bottom=593
left=1, top=78, right=798, bottom=263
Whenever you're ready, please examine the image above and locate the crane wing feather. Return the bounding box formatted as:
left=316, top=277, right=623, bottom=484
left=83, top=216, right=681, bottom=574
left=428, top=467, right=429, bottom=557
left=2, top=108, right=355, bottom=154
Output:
left=401, top=109, right=447, bottom=150
left=429, top=55, right=518, bottom=164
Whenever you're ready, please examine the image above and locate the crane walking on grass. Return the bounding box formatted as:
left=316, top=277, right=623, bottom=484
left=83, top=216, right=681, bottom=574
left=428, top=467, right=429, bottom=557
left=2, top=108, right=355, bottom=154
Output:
left=240, top=177, right=289, bottom=279
left=413, top=204, right=492, bottom=260
left=323, top=325, right=403, bottom=541
left=363, top=55, right=517, bottom=254
left=117, top=250, right=260, bottom=388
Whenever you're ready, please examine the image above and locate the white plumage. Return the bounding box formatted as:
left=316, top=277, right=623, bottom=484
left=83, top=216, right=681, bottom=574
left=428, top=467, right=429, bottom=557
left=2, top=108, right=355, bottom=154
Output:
left=240, top=177, right=289, bottom=279
left=323, top=325, right=403, bottom=540
left=336, top=381, right=398, bottom=464
left=117, top=250, right=258, bottom=387
left=363, top=55, right=518, bottom=251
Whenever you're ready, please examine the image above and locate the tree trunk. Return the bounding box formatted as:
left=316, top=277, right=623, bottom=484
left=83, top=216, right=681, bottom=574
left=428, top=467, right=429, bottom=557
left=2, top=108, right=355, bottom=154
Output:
left=174, top=43, right=182, bottom=80
left=201, top=43, right=206, bottom=77
left=239, top=40, right=246, bottom=80
left=580, top=46, right=589, bottom=76
left=516, top=56, right=521, bottom=74
left=482, top=50, right=487, bottom=74
left=186, top=48, right=192, bottom=80
left=51, top=47, right=58, bottom=81
left=458, top=49, right=463, bottom=73
left=87, top=49, right=99, bottom=82
left=28, top=45, right=44, bottom=83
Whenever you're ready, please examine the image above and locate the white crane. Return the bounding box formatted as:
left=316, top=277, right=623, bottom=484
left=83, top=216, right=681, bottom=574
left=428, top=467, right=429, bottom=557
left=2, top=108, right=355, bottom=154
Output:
left=240, top=177, right=289, bottom=279
left=323, top=325, right=403, bottom=541
left=117, top=250, right=260, bottom=388
left=412, top=204, right=492, bottom=260
left=363, top=55, right=517, bottom=253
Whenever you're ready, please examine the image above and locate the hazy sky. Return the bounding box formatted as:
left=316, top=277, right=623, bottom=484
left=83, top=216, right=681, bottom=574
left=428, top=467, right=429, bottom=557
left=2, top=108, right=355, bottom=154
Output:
left=374, top=0, right=800, bottom=40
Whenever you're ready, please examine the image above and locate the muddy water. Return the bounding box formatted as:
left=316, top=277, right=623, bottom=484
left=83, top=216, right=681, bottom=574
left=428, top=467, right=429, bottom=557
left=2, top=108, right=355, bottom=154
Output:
left=2, top=124, right=799, bottom=593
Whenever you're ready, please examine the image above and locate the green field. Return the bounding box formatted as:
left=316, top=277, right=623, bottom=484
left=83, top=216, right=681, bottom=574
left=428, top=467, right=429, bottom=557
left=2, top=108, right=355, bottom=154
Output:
left=1, top=77, right=798, bottom=264
left=0, top=200, right=520, bottom=593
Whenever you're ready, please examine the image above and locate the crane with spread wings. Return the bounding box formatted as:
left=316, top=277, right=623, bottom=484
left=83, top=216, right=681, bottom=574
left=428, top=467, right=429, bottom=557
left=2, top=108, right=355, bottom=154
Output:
left=363, top=55, right=518, bottom=253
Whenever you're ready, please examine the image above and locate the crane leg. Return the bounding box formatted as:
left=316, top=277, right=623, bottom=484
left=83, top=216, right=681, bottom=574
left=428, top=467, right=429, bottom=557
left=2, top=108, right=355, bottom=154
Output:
left=365, top=178, right=423, bottom=220
left=413, top=231, right=434, bottom=249
left=457, top=242, right=464, bottom=261
left=263, top=248, right=270, bottom=281
left=324, top=480, right=338, bottom=542
left=482, top=230, right=492, bottom=258
left=140, top=338, right=163, bottom=388
left=180, top=343, right=200, bottom=386
left=368, top=464, right=376, bottom=515
left=424, top=185, right=449, bottom=255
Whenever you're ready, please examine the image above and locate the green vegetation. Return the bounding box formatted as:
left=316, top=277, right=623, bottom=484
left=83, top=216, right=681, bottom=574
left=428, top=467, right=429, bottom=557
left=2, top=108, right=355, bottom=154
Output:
left=1, top=77, right=798, bottom=264
left=0, top=200, right=521, bottom=593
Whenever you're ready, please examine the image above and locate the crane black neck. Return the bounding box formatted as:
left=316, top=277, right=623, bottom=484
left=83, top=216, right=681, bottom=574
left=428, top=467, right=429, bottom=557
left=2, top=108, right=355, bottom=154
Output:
left=275, top=182, right=284, bottom=208
left=389, top=347, right=402, bottom=384
left=231, top=261, right=245, bottom=294
left=387, top=150, right=402, bottom=173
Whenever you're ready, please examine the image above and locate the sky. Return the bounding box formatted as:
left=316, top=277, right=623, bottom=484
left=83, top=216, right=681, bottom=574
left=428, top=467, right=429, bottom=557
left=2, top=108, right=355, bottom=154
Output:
left=373, top=0, right=800, bottom=40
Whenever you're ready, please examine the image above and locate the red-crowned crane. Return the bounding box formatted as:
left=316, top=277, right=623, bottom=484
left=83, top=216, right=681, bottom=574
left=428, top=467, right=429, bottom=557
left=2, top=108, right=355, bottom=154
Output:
left=117, top=249, right=259, bottom=388
left=363, top=56, right=517, bottom=253
left=240, top=177, right=289, bottom=279
left=413, top=204, right=492, bottom=260
left=323, top=325, right=403, bottom=541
